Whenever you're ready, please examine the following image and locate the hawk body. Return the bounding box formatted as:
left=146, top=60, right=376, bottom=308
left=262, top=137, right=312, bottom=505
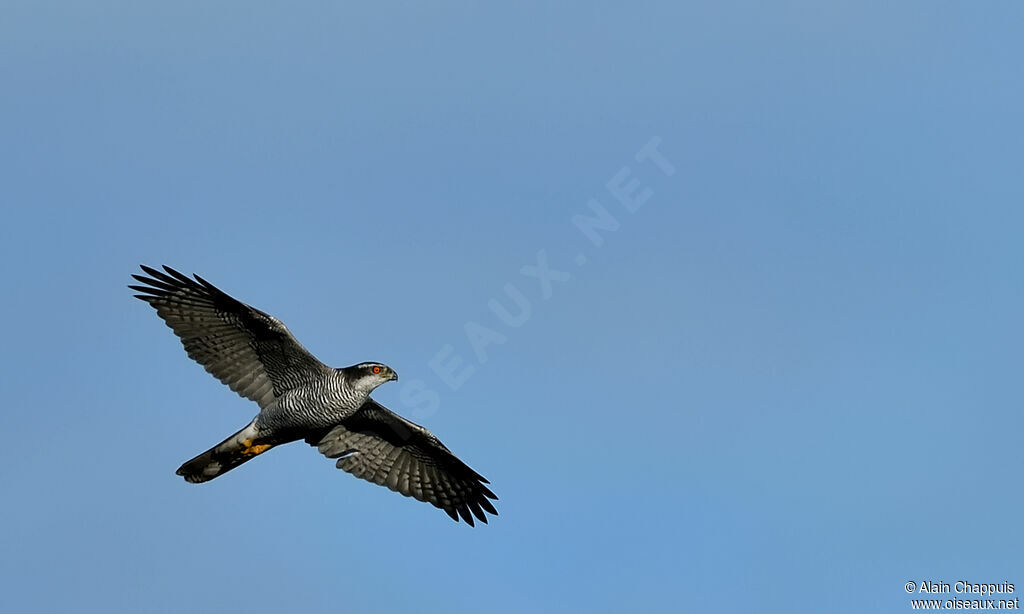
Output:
left=131, top=265, right=497, bottom=526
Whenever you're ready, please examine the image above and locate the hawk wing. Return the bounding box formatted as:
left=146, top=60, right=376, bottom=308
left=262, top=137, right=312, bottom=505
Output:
left=131, top=265, right=331, bottom=410
left=308, top=399, right=498, bottom=526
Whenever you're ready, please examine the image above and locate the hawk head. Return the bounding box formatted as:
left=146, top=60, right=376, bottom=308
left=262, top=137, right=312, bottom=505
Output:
left=344, top=362, right=399, bottom=393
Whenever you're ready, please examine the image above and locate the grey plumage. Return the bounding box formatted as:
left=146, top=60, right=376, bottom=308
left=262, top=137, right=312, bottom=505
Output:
left=131, top=265, right=497, bottom=526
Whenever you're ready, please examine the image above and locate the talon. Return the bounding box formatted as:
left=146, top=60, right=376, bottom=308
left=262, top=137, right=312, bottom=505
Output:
left=239, top=439, right=271, bottom=457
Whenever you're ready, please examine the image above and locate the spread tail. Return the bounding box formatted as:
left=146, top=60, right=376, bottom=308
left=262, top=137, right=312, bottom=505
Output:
left=176, top=421, right=274, bottom=483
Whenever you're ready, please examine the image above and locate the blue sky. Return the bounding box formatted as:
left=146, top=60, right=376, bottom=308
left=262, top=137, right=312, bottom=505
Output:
left=2, top=2, right=1022, bottom=612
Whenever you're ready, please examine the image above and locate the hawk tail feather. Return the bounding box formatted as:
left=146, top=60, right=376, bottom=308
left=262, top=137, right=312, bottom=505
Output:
left=176, top=421, right=273, bottom=483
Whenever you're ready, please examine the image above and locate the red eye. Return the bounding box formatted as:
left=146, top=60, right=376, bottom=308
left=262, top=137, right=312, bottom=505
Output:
left=373, top=366, right=381, bottom=374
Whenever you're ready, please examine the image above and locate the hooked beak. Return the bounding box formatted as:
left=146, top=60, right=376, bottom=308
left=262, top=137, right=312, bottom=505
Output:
left=389, top=370, right=399, bottom=382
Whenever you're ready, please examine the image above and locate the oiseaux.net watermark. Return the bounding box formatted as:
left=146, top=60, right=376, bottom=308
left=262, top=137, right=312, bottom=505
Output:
left=391, top=137, right=676, bottom=419
left=907, top=580, right=1018, bottom=611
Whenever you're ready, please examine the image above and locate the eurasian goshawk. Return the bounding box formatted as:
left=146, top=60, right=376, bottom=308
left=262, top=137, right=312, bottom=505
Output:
left=131, top=265, right=497, bottom=526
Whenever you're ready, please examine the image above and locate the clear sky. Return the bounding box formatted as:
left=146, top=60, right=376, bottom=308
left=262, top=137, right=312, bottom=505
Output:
left=2, top=2, right=1022, bottom=613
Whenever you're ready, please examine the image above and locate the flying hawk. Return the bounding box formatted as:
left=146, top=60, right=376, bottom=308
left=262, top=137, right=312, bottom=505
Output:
left=130, top=265, right=497, bottom=526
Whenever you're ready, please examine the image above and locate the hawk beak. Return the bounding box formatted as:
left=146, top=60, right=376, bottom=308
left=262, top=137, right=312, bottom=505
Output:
left=389, top=371, right=399, bottom=382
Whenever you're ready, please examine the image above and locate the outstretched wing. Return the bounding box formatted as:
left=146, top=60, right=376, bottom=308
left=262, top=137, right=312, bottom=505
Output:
left=308, top=400, right=498, bottom=526
left=131, top=265, right=331, bottom=410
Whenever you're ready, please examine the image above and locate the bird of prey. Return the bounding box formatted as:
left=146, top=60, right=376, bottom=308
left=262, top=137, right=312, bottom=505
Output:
left=130, top=265, right=497, bottom=526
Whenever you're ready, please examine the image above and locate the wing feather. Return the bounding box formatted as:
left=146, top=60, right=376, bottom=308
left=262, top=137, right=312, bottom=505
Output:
left=307, top=399, right=498, bottom=525
left=131, top=265, right=330, bottom=410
